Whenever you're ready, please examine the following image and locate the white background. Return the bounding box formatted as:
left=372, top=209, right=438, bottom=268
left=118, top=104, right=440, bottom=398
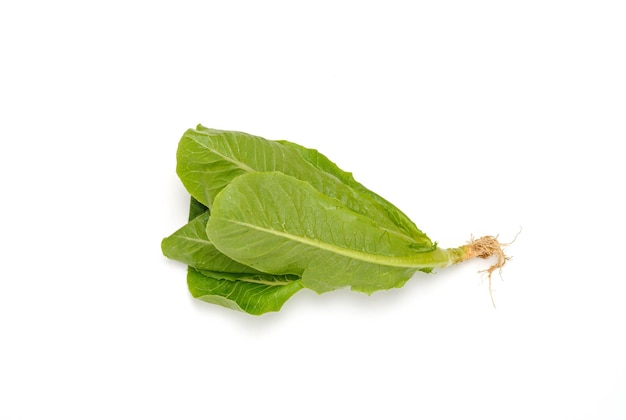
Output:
left=1, top=1, right=625, bottom=419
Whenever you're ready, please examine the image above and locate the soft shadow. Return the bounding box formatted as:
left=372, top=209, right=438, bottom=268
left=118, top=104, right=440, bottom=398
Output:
left=183, top=262, right=478, bottom=331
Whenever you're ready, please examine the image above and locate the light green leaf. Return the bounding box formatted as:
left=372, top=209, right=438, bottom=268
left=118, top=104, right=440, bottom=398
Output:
left=207, top=172, right=459, bottom=294
left=161, top=211, right=259, bottom=273
left=187, top=267, right=303, bottom=315
left=177, top=127, right=280, bottom=209
left=277, top=139, right=429, bottom=249
left=177, top=126, right=431, bottom=247
left=161, top=197, right=303, bottom=315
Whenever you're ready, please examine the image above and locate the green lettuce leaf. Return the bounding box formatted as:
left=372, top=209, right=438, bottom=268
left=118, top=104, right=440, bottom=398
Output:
left=166, top=197, right=302, bottom=315
left=207, top=172, right=456, bottom=294
left=177, top=125, right=431, bottom=248
left=161, top=210, right=259, bottom=273
left=187, top=267, right=303, bottom=315
left=276, top=139, right=428, bottom=249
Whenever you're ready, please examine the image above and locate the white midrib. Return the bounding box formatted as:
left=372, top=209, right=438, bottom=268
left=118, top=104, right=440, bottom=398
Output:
left=234, top=277, right=294, bottom=286
left=177, top=235, right=213, bottom=245
left=193, top=138, right=256, bottom=173
left=216, top=218, right=455, bottom=269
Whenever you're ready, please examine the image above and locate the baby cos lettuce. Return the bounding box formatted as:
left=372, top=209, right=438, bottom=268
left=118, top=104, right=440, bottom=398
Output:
left=162, top=126, right=505, bottom=315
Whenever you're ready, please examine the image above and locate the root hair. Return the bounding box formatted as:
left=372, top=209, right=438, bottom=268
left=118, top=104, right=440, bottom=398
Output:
left=465, top=231, right=519, bottom=307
